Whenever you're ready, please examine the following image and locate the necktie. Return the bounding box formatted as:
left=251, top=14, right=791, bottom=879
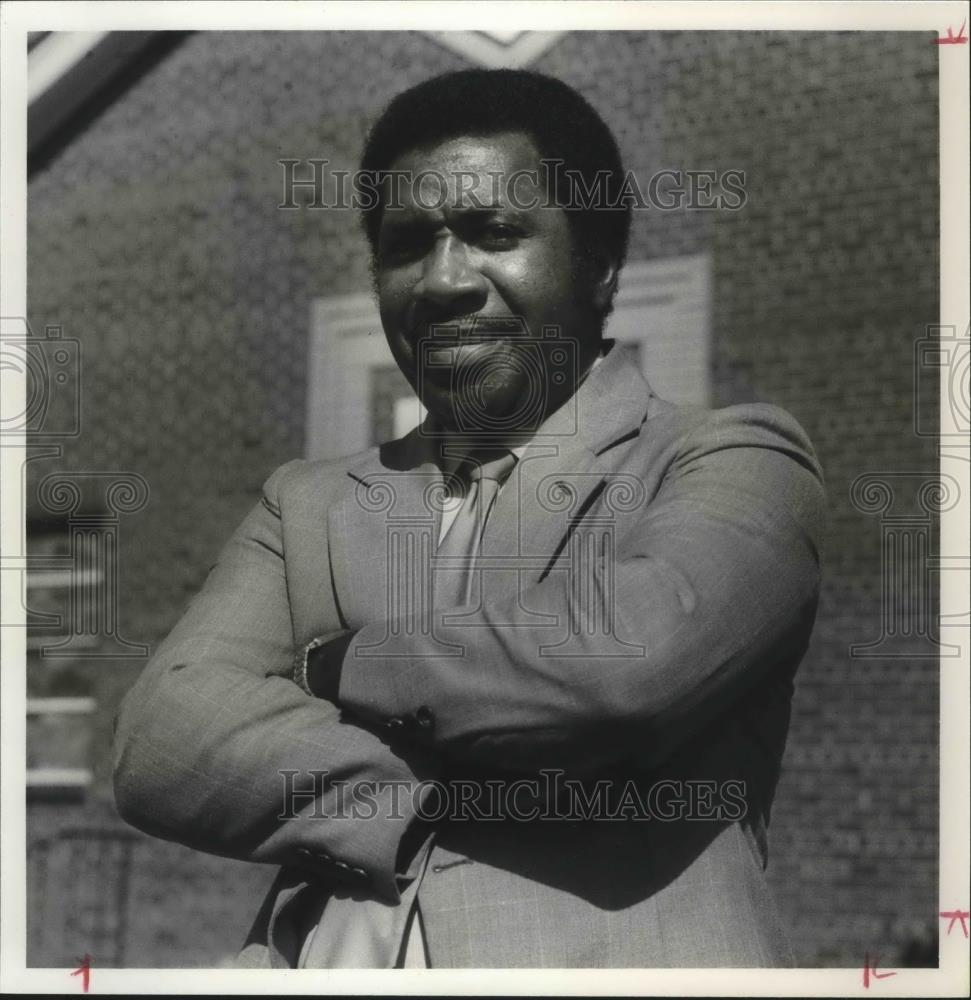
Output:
left=437, top=450, right=518, bottom=606
left=299, top=449, right=516, bottom=969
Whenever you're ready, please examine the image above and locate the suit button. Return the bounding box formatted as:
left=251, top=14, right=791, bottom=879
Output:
left=387, top=717, right=405, bottom=732
left=415, top=706, right=435, bottom=731
left=350, top=866, right=369, bottom=883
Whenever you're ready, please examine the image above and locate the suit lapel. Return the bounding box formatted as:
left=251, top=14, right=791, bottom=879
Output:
left=327, top=429, right=443, bottom=630
left=483, top=343, right=655, bottom=579
left=328, top=343, right=656, bottom=623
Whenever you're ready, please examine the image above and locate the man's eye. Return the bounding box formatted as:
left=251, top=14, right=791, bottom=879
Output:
left=379, top=231, right=430, bottom=263
left=477, top=224, right=521, bottom=249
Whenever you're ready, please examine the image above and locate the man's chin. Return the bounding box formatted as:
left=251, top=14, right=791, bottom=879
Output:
left=422, top=385, right=541, bottom=437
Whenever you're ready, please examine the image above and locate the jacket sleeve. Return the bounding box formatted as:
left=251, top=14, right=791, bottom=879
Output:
left=112, top=460, right=440, bottom=904
left=335, top=405, right=827, bottom=775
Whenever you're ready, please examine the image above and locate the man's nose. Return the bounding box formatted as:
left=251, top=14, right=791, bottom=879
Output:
left=415, top=235, right=488, bottom=315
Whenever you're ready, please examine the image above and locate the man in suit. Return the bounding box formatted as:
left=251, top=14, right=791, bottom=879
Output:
left=113, top=69, right=826, bottom=968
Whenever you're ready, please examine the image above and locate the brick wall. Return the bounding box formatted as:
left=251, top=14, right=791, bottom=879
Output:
left=26, top=30, right=940, bottom=966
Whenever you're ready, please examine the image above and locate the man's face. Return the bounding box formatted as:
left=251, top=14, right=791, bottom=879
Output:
left=375, top=131, right=603, bottom=436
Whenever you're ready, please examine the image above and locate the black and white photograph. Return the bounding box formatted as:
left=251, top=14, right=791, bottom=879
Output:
left=1, top=1, right=968, bottom=994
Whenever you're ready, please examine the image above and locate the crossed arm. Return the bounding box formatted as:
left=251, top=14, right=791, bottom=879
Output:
left=113, top=404, right=825, bottom=900
left=111, top=460, right=440, bottom=903
left=312, top=404, right=826, bottom=775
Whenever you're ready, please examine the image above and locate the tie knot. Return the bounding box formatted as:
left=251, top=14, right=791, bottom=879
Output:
left=462, top=449, right=517, bottom=486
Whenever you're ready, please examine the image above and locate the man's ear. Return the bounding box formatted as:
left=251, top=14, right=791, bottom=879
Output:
left=590, top=253, right=620, bottom=313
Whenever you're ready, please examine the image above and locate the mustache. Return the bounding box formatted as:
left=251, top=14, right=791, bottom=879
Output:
left=410, top=313, right=530, bottom=339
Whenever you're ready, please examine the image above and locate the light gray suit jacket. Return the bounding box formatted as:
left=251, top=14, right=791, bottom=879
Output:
left=113, top=343, right=826, bottom=967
